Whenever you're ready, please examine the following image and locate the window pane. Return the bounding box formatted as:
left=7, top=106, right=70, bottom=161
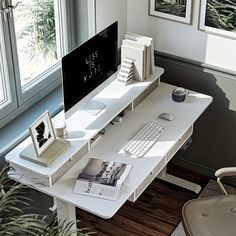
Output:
left=12, top=0, right=58, bottom=87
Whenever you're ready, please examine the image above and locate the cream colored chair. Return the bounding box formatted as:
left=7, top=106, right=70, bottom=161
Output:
left=182, top=167, right=236, bottom=236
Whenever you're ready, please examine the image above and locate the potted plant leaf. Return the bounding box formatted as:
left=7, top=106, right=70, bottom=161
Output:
left=0, top=164, right=94, bottom=236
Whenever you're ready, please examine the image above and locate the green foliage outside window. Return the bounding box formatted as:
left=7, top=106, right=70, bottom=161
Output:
left=18, top=0, right=57, bottom=61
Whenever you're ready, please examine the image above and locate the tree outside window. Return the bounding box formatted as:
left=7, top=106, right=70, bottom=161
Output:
left=13, top=0, right=57, bottom=86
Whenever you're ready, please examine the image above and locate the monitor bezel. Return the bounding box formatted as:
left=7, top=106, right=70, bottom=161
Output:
left=62, top=21, right=118, bottom=119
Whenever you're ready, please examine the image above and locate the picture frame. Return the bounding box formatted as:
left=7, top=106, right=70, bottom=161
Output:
left=149, top=0, right=193, bottom=24
left=199, top=0, right=236, bottom=39
left=29, top=111, right=56, bottom=157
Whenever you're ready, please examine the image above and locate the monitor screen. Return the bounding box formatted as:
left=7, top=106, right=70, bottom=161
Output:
left=62, top=21, right=118, bottom=117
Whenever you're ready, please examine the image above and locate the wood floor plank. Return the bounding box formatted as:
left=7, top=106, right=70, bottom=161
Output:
left=118, top=204, right=176, bottom=234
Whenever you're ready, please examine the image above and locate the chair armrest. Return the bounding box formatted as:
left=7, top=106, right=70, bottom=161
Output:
left=215, top=167, right=236, bottom=195
left=215, top=167, right=236, bottom=178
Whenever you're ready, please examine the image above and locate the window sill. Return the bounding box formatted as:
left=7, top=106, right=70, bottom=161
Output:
left=0, top=86, right=63, bottom=160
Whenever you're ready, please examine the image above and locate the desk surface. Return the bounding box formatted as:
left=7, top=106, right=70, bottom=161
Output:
left=6, top=81, right=212, bottom=219
left=6, top=67, right=164, bottom=177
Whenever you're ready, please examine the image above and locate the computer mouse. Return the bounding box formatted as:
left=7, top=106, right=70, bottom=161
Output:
left=159, top=112, right=174, bottom=121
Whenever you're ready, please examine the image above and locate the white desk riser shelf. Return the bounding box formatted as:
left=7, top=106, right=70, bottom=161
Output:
left=6, top=66, right=213, bottom=222
left=6, top=67, right=163, bottom=187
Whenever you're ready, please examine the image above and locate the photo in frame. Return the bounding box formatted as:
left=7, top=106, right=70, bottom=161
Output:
left=199, top=0, right=236, bottom=39
left=149, top=0, right=193, bottom=24
left=29, top=111, right=55, bottom=157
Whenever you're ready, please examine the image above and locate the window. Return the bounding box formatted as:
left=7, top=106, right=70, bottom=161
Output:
left=0, top=0, right=74, bottom=127
left=13, top=0, right=58, bottom=87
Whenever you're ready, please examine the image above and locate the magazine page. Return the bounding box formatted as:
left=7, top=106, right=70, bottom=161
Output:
left=73, top=158, right=132, bottom=201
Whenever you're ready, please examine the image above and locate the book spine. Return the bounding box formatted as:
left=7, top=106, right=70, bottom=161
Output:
left=117, top=57, right=134, bottom=85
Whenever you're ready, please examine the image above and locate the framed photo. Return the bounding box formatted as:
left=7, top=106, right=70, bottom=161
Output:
left=29, top=111, right=55, bottom=157
left=199, top=0, right=236, bottom=39
left=149, top=0, right=193, bottom=24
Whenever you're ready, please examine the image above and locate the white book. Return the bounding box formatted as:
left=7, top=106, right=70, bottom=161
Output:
left=120, top=63, right=133, bottom=70
left=117, top=76, right=133, bottom=85
left=122, top=57, right=134, bottom=65
left=125, top=33, right=155, bottom=75
left=73, top=158, right=132, bottom=201
left=121, top=44, right=145, bottom=81
left=117, top=57, right=134, bottom=85
left=117, top=77, right=133, bottom=85
left=120, top=68, right=133, bottom=74
left=118, top=71, right=133, bottom=79
left=122, top=39, right=146, bottom=79
left=20, top=138, right=70, bottom=167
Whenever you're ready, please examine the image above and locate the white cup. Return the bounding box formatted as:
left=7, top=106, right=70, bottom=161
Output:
left=53, top=119, right=67, bottom=138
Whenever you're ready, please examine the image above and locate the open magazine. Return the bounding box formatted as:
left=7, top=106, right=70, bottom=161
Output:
left=73, top=158, right=132, bottom=201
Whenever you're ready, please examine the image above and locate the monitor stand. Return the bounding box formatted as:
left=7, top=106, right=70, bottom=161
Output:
left=81, top=100, right=106, bottom=116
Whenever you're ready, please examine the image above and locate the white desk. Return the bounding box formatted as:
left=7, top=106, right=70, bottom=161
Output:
left=5, top=67, right=212, bottom=229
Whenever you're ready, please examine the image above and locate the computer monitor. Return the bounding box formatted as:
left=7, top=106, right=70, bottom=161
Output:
left=62, top=21, right=118, bottom=119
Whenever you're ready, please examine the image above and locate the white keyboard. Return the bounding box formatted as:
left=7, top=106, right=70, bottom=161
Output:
left=123, top=121, right=166, bottom=158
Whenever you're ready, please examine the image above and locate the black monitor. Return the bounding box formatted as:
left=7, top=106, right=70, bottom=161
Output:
left=62, top=21, right=118, bottom=118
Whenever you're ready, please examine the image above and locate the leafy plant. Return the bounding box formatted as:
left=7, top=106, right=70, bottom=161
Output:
left=155, top=0, right=187, bottom=17
left=206, top=0, right=236, bottom=31
left=0, top=164, right=94, bottom=236
left=17, top=0, right=57, bottom=61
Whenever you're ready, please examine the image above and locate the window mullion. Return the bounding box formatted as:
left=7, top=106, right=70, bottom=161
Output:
left=0, top=13, right=18, bottom=125
left=54, top=0, right=74, bottom=57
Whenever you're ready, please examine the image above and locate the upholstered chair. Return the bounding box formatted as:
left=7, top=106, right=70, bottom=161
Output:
left=182, top=167, right=236, bottom=236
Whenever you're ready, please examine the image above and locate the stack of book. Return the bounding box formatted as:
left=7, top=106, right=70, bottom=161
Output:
left=73, top=158, right=132, bottom=201
left=117, top=57, right=134, bottom=85
left=121, top=33, right=154, bottom=81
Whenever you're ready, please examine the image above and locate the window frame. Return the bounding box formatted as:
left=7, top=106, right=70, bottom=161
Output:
left=0, top=0, right=75, bottom=128
left=0, top=12, right=17, bottom=122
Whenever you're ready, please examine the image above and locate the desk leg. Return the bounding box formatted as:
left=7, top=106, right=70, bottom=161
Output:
left=157, top=166, right=201, bottom=194
left=53, top=198, right=77, bottom=233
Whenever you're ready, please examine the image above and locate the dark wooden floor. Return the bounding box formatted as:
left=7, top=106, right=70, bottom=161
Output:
left=76, top=164, right=209, bottom=236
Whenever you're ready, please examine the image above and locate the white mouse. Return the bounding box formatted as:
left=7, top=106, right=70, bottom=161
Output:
left=159, top=112, right=174, bottom=121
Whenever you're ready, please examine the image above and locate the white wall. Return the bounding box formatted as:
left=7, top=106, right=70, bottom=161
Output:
left=95, top=0, right=127, bottom=47
left=74, top=0, right=89, bottom=45
left=127, top=0, right=236, bottom=72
